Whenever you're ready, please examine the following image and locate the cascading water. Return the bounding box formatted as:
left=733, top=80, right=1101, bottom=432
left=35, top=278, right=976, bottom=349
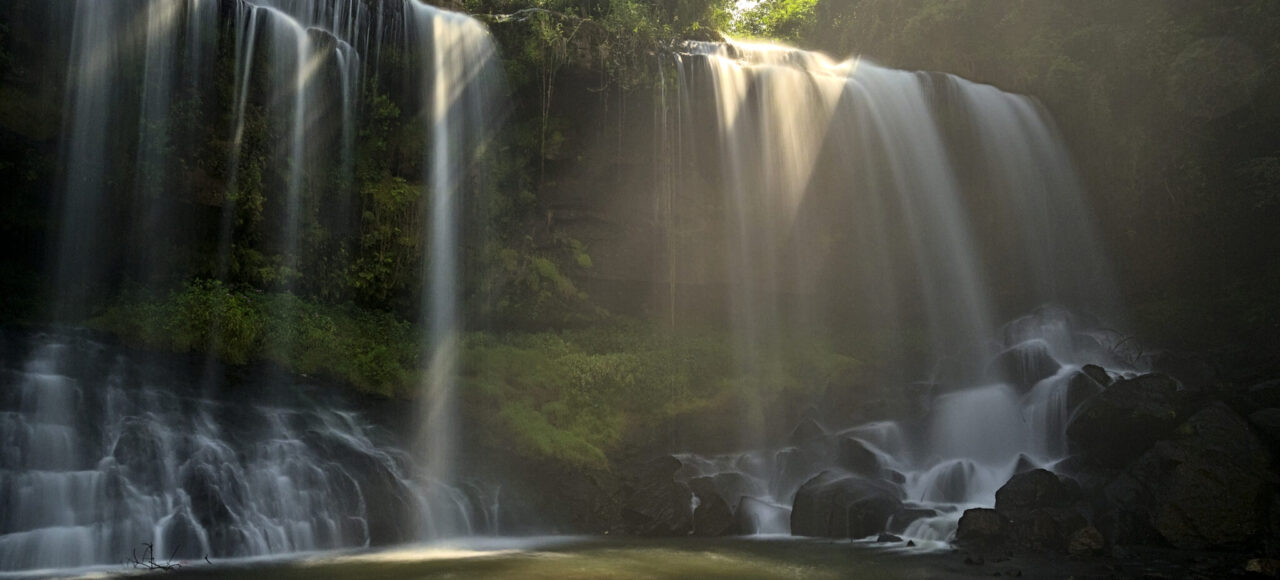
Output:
left=0, top=329, right=487, bottom=572
left=665, top=41, right=1136, bottom=541
left=2, top=0, right=503, bottom=573
left=403, top=1, right=503, bottom=536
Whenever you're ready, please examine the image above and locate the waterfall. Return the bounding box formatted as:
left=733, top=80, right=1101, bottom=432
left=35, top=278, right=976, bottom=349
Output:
left=3, top=0, right=504, bottom=572
left=402, top=0, right=503, bottom=536
left=666, top=40, right=1131, bottom=540
left=0, top=329, right=488, bottom=571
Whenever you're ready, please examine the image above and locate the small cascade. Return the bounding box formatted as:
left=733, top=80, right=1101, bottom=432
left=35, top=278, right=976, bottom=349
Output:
left=674, top=306, right=1143, bottom=543
left=661, top=38, right=1133, bottom=542
left=0, top=330, right=494, bottom=572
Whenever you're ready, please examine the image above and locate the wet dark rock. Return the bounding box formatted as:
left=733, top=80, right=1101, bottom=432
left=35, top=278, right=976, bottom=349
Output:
left=687, top=476, right=739, bottom=536
left=304, top=431, right=417, bottom=545
left=621, top=455, right=693, bottom=536
left=774, top=447, right=821, bottom=491
left=877, top=532, right=903, bottom=542
left=1068, top=525, right=1105, bottom=556
left=112, top=419, right=165, bottom=491
left=992, top=340, right=1061, bottom=392
left=159, top=509, right=205, bottom=560
left=1066, top=373, right=1187, bottom=468
left=1066, top=370, right=1105, bottom=414
left=926, top=460, right=979, bottom=504
left=182, top=464, right=238, bottom=533
left=957, top=508, right=1008, bottom=548
left=1082, top=364, right=1112, bottom=387
left=995, top=469, right=1072, bottom=512
left=692, top=490, right=735, bottom=536
left=960, top=469, right=1091, bottom=554
left=836, top=437, right=881, bottom=477
left=1104, top=403, right=1275, bottom=549
left=791, top=471, right=904, bottom=538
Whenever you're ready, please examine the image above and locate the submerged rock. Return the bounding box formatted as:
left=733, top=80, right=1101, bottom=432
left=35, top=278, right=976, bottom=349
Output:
left=790, top=471, right=903, bottom=538
left=1066, top=373, right=1187, bottom=468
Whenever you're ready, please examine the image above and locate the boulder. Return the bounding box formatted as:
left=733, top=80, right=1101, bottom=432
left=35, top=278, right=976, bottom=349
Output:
left=1068, top=525, right=1105, bottom=556
left=1066, top=373, right=1187, bottom=468
left=621, top=455, right=693, bottom=536
left=993, top=469, right=1089, bottom=553
left=773, top=447, right=821, bottom=493
left=1065, top=370, right=1105, bottom=414
left=921, top=460, right=978, bottom=504
left=1104, top=403, right=1275, bottom=549
left=692, top=491, right=735, bottom=536
left=991, top=340, right=1061, bottom=392
left=836, top=437, right=881, bottom=477
left=790, top=471, right=903, bottom=538
left=956, top=508, right=1008, bottom=549
left=1081, top=364, right=1112, bottom=387
left=995, top=469, right=1071, bottom=512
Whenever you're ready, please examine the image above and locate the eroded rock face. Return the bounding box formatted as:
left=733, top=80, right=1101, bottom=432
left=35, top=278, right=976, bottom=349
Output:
left=1067, top=373, right=1188, bottom=468
left=1104, top=403, right=1275, bottom=550
left=790, top=471, right=903, bottom=538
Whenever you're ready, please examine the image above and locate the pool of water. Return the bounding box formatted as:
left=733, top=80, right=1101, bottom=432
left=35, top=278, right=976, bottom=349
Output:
left=42, top=536, right=1134, bottom=580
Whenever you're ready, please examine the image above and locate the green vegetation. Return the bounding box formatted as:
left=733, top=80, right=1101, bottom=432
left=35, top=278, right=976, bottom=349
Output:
left=91, top=281, right=860, bottom=471
left=92, top=280, right=418, bottom=396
